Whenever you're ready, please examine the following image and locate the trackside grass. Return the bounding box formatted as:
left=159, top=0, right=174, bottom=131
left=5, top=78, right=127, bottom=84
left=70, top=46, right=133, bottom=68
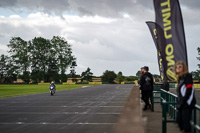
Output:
left=0, top=84, right=93, bottom=98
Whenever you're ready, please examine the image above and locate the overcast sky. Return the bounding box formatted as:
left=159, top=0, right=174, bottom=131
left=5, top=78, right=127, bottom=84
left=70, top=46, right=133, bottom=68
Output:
left=0, top=0, right=199, bottom=76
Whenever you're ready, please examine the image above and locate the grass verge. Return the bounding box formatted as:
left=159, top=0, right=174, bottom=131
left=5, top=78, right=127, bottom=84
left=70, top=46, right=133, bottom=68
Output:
left=0, top=84, right=93, bottom=98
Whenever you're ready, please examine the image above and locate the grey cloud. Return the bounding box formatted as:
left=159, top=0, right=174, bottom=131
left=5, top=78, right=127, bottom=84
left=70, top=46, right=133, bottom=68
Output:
left=0, top=0, right=199, bottom=75
left=0, top=0, right=70, bottom=16
left=78, top=7, right=94, bottom=16
left=0, top=33, right=6, bottom=38
left=180, top=0, right=200, bottom=10
left=0, top=0, right=148, bottom=17
left=0, top=0, right=199, bottom=18
left=0, top=0, right=17, bottom=7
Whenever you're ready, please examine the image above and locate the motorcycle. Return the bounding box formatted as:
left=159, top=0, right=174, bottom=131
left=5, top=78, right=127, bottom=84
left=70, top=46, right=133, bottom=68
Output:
left=49, top=85, right=56, bottom=96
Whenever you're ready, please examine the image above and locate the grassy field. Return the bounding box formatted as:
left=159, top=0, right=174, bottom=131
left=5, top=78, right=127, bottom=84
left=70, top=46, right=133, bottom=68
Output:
left=0, top=84, right=92, bottom=98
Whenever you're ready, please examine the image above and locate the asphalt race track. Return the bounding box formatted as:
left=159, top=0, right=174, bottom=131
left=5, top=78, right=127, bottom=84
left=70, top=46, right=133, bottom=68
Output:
left=0, top=84, right=133, bottom=133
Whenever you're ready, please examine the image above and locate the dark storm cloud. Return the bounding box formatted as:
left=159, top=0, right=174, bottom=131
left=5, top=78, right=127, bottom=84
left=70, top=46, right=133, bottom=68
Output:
left=0, top=0, right=70, bottom=15
left=0, top=0, right=143, bottom=17
left=0, top=0, right=17, bottom=7
left=70, top=0, right=137, bottom=16
left=0, top=0, right=199, bottom=17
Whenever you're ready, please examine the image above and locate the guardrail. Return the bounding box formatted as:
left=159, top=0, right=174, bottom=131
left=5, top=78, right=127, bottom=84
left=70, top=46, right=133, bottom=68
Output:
left=191, top=104, right=200, bottom=133
left=152, top=86, right=200, bottom=133
left=160, top=89, right=177, bottom=133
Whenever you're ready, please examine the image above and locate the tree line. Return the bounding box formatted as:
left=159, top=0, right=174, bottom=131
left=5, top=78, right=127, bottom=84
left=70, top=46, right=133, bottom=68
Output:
left=0, top=36, right=76, bottom=83
left=191, top=47, right=200, bottom=81
left=0, top=36, right=138, bottom=84
left=2, top=36, right=198, bottom=84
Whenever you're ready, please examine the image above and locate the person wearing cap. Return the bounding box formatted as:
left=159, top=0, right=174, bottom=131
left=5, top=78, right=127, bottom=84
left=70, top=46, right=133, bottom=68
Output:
left=139, top=66, right=153, bottom=110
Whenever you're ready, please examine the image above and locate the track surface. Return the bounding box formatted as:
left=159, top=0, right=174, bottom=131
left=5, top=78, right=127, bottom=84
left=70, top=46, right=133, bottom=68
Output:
left=0, top=84, right=133, bottom=133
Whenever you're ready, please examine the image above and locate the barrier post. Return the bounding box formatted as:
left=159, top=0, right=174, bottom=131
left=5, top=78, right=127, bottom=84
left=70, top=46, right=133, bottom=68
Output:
left=162, top=101, right=167, bottom=133
left=191, top=108, right=196, bottom=133
left=151, top=92, right=154, bottom=112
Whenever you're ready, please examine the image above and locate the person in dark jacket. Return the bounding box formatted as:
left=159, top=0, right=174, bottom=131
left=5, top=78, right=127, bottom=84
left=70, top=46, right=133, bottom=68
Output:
left=175, top=61, right=196, bottom=133
left=139, top=67, right=145, bottom=101
left=140, top=66, right=153, bottom=110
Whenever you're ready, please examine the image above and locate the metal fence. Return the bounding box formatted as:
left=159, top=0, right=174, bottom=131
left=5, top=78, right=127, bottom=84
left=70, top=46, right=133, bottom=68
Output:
left=191, top=104, right=200, bottom=133
left=152, top=85, right=200, bottom=133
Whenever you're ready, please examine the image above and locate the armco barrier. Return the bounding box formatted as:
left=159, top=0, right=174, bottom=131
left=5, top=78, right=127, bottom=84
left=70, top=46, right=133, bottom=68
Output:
left=62, top=83, right=76, bottom=85
left=89, top=82, right=102, bottom=85
left=38, top=83, right=51, bottom=85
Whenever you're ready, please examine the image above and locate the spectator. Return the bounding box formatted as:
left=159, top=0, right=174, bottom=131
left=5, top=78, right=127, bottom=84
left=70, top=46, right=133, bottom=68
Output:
left=140, top=66, right=153, bottom=110
left=175, top=61, right=196, bottom=133
left=139, top=67, right=145, bottom=101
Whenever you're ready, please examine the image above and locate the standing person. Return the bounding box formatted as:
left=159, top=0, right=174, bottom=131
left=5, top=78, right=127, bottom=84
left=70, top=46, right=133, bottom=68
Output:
left=140, top=66, right=153, bottom=110
left=175, top=61, right=196, bottom=133
left=138, top=67, right=145, bottom=85
left=139, top=67, right=145, bottom=101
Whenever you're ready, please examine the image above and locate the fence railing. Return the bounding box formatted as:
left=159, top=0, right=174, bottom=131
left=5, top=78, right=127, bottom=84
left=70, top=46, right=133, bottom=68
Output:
left=152, top=85, right=200, bottom=133
left=191, top=104, right=200, bottom=133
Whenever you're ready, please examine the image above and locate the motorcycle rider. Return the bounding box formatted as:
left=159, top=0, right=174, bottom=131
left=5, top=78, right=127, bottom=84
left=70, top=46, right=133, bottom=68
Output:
left=50, top=81, right=56, bottom=90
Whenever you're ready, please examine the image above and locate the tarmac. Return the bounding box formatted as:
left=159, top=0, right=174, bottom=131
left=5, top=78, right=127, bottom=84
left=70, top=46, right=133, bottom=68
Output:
left=0, top=84, right=133, bottom=133
left=1, top=84, right=196, bottom=133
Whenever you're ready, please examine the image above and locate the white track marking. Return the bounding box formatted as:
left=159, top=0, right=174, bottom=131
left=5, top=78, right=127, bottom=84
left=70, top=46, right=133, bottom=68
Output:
left=0, top=122, right=116, bottom=125
left=0, top=112, right=121, bottom=115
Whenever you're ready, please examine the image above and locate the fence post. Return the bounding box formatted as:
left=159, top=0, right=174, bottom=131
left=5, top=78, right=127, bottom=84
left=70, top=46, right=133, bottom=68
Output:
left=151, top=91, right=154, bottom=112
left=162, top=101, right=167, bottom=133
left=192, top=108, right=196, bottom=133
left=160, top=90, right=163, bottom=104
left=166, top=93, right=169, bottom=114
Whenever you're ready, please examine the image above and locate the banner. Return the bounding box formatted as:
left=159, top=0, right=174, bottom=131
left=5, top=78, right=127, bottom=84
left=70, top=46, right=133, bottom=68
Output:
left=153, top=0, right=188, bottom=81
left=146, top=21, right=167, bottom=81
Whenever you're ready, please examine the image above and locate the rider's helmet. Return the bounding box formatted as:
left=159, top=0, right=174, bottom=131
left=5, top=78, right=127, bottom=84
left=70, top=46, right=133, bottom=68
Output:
left=51, top=81, right=55, bottom=85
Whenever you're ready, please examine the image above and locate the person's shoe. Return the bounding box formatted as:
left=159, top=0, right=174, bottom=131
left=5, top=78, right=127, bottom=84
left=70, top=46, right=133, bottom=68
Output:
left=148, top=104, right=152, bottom=110
left=143, top=107, right=147, bottom=111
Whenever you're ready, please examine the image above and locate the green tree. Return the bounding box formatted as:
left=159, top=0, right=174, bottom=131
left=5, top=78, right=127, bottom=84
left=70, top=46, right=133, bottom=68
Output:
left=125, top=76, right=138, bottom=81
left=136, top=70, right=141, bottom=78
left=7, top=37, right=30, bottom=83
left=6, top=59, right=19, bottom=83
left=192, top=47, right=200, bottom=81
left=30, top=37, right=52, bottom=82
left=51, top=36, right=76, bottom=82
left=81, top=67, right=93, bottom=82
left=30, top=36, right=76, bottom=82
left=152, top=74, right=161, bottom=82
left=197, top=47, right=200, bottom=69
left=46, top=58, right=59, bottom=82
left=5, top=36, right=76, bottom=83
left=70, top=61, right=77, bottom=82
left=115, top=71, right=124, bottom=84
left=0, top=54, right=19, bottom=83
left=101, top=70, right=117, bottom=84
left=191, top=71, right=200, bottom=80
left=0, top=54, right=9, bottom=83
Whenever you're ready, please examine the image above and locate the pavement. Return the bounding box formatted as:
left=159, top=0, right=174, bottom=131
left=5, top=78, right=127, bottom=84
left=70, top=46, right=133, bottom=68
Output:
left=143, top=105, right=180, bottom=133
left=0, top=84, right=133, bottom=133
left=143, top=88, right=200, bottom=133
